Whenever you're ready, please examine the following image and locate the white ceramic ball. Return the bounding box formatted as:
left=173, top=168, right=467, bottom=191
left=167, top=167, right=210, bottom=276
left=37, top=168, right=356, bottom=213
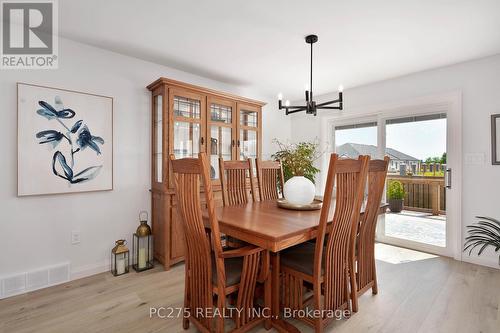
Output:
left=283, top=176, right=316, bottom=205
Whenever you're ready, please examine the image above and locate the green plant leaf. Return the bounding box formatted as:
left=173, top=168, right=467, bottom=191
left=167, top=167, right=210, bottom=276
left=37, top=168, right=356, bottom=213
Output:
left=466, top=226, right=500, bottom=241
left=476, top=216, right=500, bottom=226
left=387, top=180, right=405, bottom=200
left=478, top=241, right=499, bottom=255
left=476, top=222, right=500, bottom=234
left=271, top=139, right=323, bottom=183
left=463, top=216, right=500, bottom=258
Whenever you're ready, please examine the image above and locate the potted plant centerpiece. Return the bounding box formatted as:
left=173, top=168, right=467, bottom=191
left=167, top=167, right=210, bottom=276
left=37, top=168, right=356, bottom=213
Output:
left=272, top=139, right=322, bottom=205
left=387, top=180, right=405, bottom=213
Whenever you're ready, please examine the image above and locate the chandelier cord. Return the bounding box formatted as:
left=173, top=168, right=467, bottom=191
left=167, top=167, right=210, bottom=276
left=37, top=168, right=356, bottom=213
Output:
left=310, top=41, right=313, bottom=102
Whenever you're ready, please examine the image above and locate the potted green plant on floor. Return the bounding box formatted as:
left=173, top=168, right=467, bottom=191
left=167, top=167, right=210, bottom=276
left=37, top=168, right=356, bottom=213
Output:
left=464, top=216, right=500, bottom=266
left=272, top=139, right=321, bottom=205
left=387, top=180, right=405, bottom=213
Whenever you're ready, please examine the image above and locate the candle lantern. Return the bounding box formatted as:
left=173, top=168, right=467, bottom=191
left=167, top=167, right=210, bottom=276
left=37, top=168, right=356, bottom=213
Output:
left=133, top=211, right=154, bottom=272
left=111, top=239, right=129, bottom=276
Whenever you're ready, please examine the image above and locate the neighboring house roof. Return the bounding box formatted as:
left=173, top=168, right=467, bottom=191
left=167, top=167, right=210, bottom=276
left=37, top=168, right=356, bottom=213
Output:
left=336, top=143, right=420, bottom=161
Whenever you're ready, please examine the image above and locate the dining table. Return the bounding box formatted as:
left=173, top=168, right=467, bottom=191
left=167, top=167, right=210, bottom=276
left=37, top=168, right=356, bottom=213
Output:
left=203, top=200, right=388, bottom=333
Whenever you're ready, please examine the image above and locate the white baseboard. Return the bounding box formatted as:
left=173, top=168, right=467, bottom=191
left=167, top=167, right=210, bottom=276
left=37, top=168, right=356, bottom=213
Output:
left=70, top=261, right=109, bottom=281
left=461, top=255, right=500, bottom=270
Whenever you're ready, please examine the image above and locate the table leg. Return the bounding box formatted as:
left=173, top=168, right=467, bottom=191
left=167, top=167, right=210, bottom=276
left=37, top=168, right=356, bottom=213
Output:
left=264, top=253, right=272, bottom=330
left=270, top=252, right=300, bottom=333
left=271, top=252, right=280, bottom=318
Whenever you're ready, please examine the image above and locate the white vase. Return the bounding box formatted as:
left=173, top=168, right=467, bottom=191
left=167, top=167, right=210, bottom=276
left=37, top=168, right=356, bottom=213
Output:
left=283, top=176, right=316, bottom=205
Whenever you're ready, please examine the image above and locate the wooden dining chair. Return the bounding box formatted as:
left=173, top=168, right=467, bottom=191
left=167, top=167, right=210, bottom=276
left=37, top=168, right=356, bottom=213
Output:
left=351, top=156, right=389, bottom=309
left=219, top=158, right=256, bottom=248
left=255, top=159, right=285, bottom=201
left=219, top=158, right=256, bottom=206
left=279, top=154, right=369, bottom=333
left=170, top=152, right=269, bottom=333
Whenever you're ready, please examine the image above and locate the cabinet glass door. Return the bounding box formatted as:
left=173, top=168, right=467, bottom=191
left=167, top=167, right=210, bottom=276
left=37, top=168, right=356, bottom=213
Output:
left=153, top=94, right=163, bottom=183
left=240, top=129, right=257, bottom=160
left=171, top=92, right=205, bottom=159
left=238, top=106, right=259, bottom=160
left=173, top=122, right=201, bottom=158
left=208, top=99, right=235, bottom=180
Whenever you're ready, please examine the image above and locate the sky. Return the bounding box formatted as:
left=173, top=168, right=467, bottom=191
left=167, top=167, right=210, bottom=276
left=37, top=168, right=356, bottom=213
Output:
left=334, top=118, right=447, bottom=161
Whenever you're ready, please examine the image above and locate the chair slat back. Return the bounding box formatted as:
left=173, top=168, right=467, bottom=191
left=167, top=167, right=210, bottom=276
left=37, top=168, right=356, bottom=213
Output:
left=170, top=153, right=224, bottom=330
left=255, top=159, right=285, bottom=201
left=313, top=154, right=370, bottom=313
left=219, top=158, right=256, bottom=206
left=356, top=157, right=389, bottom=291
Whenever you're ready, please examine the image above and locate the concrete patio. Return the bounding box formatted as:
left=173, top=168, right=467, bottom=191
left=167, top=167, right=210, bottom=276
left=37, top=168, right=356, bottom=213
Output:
left=384, top=210, right=446, bottom=247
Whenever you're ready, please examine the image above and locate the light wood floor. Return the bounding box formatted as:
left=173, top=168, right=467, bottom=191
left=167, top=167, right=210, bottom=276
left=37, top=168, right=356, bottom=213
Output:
left=1, top=244, right=499, bottom=333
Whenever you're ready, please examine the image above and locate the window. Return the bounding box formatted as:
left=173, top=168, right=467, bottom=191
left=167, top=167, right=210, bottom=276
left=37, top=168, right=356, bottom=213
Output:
left=334, top=122, right=378, bottom=158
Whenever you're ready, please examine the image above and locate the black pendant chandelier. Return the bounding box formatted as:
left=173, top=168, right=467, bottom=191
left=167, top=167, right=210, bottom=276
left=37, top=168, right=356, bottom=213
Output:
left=278, top=34, right=343, bottom=116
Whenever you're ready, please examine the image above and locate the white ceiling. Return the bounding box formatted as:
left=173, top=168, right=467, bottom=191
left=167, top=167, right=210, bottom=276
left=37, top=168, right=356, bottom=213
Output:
left=60, top=0, right=500, bottom=99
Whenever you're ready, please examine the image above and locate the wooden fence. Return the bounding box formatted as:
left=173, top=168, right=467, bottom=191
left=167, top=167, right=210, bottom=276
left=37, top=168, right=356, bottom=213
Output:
left=387, top=174, right=446, bottom=215
left=419, top=163, right=446, bottom=175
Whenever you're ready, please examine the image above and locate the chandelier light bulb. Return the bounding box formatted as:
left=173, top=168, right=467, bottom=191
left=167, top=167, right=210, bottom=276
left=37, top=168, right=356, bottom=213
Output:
left=304, top=84, right=309, bottom=91
left=338, top=85, right=344, bottom=93
left=285, top=100, right=290, bottom=107
left=278, top=93, right=283, bottom=100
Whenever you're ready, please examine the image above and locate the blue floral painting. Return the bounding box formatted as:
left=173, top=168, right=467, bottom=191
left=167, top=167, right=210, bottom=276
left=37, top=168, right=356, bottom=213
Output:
left=35, top=97, right=104, bottom=184
left=18, top=83, right=113, bottom=196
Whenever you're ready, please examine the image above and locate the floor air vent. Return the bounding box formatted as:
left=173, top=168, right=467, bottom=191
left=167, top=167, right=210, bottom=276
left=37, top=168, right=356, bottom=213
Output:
left=1, top=262, right=70, bottom=299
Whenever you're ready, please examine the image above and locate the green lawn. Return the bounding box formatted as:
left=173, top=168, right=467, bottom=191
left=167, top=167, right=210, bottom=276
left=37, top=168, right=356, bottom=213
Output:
left=394, top=171, right=445, bottom=177
left=419, top=171, right=444, bottom=177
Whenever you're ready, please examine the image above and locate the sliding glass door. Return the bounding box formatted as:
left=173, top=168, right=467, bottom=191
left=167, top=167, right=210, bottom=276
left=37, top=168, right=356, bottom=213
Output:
left=380, top=114, right=448, bottom=254
left=332, top=110, right=457, bottom=257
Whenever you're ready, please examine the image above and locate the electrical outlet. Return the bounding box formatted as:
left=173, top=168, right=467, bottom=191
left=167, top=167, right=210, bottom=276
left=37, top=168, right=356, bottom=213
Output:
left=71, top=231, right=81, bottom=245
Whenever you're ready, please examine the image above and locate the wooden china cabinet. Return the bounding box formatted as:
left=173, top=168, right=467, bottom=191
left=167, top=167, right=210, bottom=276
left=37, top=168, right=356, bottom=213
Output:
left=147, top=77, right=266, bottom=269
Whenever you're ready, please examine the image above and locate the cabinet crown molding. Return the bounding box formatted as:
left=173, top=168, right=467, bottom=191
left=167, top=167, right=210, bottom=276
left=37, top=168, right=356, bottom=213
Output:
left=147, top=77, right=266, bottom=107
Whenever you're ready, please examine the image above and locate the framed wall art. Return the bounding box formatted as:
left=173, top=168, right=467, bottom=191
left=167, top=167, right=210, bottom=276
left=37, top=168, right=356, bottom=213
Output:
left=17, top=83, right=113, bottom=196
left=492, top=114, right=500, bottom=165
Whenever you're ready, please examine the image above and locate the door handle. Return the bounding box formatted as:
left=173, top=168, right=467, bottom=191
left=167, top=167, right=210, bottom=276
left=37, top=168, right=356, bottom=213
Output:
left=237, top=140, right=241, bottom=147
left=445, top=168, right=452, bottom=189
left=231, top=139, right=235, bottom=147
left=200, top=137, right=204, bottom=145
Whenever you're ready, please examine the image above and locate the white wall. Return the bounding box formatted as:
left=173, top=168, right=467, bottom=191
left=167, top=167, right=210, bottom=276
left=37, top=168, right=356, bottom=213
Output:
left=290, top=54, right=500, bottom=268
left=0, top=38, right=290, bottom=280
